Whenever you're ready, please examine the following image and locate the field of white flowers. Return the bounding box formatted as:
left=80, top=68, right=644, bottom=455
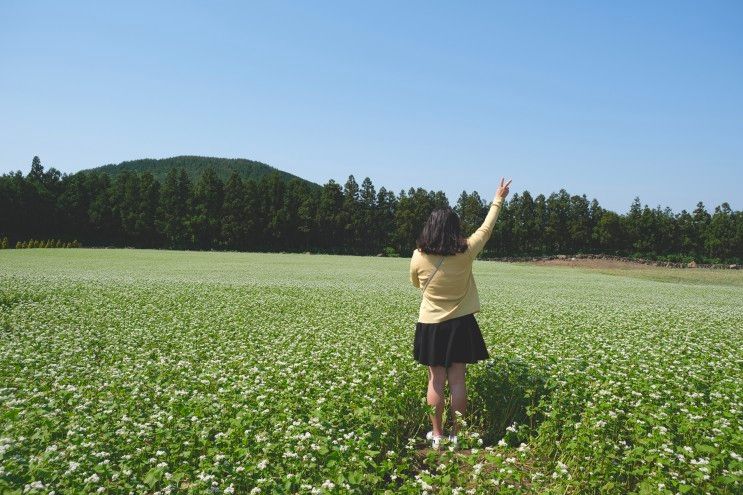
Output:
left=1, top=249, right=741, bottom=494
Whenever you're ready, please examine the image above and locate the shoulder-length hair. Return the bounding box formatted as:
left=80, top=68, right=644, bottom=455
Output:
left=416, top=208, right=468, bottom=256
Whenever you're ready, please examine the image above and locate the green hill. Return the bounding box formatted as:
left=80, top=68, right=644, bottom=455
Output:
left=84, top=155, right=319, bottom=187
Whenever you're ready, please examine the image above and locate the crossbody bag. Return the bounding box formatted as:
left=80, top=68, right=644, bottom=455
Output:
left=421, top=256, right=445, bottom=294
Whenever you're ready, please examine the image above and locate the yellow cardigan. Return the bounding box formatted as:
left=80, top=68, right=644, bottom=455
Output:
left=410, top=196, right=504, bottom=324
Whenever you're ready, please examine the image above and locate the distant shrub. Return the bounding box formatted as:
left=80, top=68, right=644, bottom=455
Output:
left=382, top=246, right=399, bottom=257
left=12, top=238, right=81, bottom=249
left=656, top=253, right=695, bottom=264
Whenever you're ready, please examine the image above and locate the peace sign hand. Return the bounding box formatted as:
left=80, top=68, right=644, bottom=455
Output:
left=495, top=177, right=512, bottom=200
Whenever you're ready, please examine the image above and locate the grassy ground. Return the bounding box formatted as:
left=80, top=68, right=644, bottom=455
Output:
left=1, top=249, right=741, bottom=494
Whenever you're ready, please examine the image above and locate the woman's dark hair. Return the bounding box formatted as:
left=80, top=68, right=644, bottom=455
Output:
left=416, top=208, right=469, bottom=255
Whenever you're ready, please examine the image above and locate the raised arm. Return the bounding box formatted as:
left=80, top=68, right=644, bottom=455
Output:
left=466, top=177, right=511, bottom=258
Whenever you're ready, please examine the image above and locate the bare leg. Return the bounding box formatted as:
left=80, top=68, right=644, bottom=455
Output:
left=447, top=362, right=466, bottom=435
left=427, top=365, right=447, bottom=437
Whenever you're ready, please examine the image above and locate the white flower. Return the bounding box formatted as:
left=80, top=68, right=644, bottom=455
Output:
left=84, top=473, right=100, bottom=484
left=24, top=481, right=45, bottom=491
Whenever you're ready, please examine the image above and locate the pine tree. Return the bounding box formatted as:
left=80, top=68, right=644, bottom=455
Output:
left=139, top=172, right=161, bottom=247
left=359, top=177, right=377, bottom=254
left=28, top=156, right=44, bottom=183
left=594, top=211, right=625, bottom=253
left=532, top=194, right=548, bottom=255
left=587, top=198, right=603, bottom=253
left=112, top=171, right=143, bottom=246
left=691, top=202, right=711, bottom=259
left=455, top=191, right=486, bottom=238
left=259, top=173, right=286, bottom=250
left=296, top=184, right=318, bottom=252
left=281, top=179, right=308, bottom=251
left=191, top=167, right=224, bottom=250
left=705, top=203, right=736, bottom=262
left=220, top=171, right=247, bottom=250
left=544, top=190, right=571, bottom=254
left=568, top=194, right=591, bottom=253
left=316, top=180, right=343, bottom=252
left=157, top=168, right=193, bottom=249
left=341, top=175, right=361, bottom=252
left=243, top=179, right=260, bottom=250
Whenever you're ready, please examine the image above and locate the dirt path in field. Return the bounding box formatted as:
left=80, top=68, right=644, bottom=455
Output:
left=512, top=257, right=743, bottom=287
left=519, top=258, right=656, bottom=270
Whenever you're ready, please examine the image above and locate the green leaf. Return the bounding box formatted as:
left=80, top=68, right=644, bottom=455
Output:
left=695, top=444, right=717, bottom=454
left=144, top=467, right=163, bottom=488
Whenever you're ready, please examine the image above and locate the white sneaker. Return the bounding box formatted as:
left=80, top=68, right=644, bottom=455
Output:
left=426, top=430, right=444, bottom=449
left=448, top=434, right=458, bottom=447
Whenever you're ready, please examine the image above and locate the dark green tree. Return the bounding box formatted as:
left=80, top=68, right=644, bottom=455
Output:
left=706, top=203, right=737, bottom=262
left=221, top=171, right=247, bottom=250
left=157, top=168, right=193, bottom=249
left=259, top=173, right=287, bottom=250
left=190, top=167, right=224, bottom=249
left=594, top=211, right=625, bottom=253
left=341, top=175, right=362, bottom=252
left=316, top=180, right=344, bottom=252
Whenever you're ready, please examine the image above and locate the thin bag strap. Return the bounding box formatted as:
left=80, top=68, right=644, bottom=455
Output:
left=421, top=256, right=445, bottom=293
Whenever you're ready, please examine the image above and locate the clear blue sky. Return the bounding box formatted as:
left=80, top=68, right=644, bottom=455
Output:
left=1, top=1, right=741, bottom=214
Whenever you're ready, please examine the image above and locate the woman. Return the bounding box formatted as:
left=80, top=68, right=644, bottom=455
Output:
left=410, top=177, right=511, bottom=449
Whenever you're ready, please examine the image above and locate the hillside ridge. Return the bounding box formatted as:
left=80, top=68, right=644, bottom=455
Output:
left=83, top=155, right=319, bottom=187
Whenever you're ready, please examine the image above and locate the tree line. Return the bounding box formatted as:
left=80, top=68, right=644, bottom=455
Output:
left=1, top=156, right=741, bottom=263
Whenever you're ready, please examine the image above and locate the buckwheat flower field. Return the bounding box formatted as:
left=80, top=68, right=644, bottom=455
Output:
left=1, top=250, right=741, bottom=494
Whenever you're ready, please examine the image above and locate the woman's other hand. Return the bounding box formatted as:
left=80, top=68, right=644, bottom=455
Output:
left=495, top=177, right=512, bottom=200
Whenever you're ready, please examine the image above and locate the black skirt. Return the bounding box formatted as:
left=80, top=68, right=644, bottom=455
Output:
left=413, top=313, right=490, bottom=367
